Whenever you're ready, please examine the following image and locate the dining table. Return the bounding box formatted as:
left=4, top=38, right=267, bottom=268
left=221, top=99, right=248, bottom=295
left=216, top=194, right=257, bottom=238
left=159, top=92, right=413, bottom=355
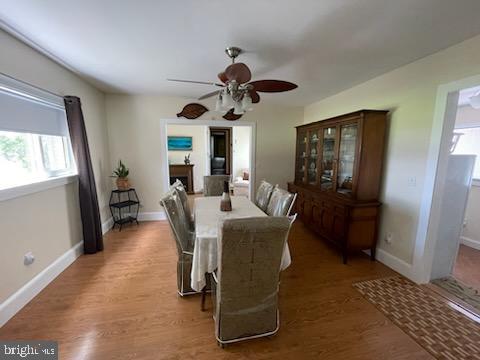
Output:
left=191, top=195, right=292, bottom=292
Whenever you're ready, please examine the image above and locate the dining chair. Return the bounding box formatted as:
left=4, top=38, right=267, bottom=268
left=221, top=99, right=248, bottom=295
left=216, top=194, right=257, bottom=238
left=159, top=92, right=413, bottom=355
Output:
left=211, top=216, right=295, bottom=346
left=266, top=186, right=297, bottom=216
left=255, top=180, right=274, bottom=212
left=170, top=179, right=194, bottom=230
left=203, top=175, right=231, bottom=196
left=160, top=190, right=197, bottom=296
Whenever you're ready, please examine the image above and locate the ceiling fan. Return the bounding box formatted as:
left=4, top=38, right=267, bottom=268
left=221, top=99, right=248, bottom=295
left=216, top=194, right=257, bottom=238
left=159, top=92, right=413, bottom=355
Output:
left=167, top=47, right=298, bottom=116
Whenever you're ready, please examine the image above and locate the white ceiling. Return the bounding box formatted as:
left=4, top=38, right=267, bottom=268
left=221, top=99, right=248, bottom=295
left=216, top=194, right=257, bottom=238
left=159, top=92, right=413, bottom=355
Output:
left=2, top=0, right=480, bottom=106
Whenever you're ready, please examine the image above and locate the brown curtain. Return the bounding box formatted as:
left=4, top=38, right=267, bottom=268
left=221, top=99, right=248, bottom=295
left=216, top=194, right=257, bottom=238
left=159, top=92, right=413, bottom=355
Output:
left=64, top=96, right=103, bottom=254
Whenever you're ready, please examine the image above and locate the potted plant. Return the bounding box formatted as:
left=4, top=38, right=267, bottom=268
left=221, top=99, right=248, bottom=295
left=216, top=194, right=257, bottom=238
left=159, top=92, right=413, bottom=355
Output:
left=112, top=160, right=130, bottom=190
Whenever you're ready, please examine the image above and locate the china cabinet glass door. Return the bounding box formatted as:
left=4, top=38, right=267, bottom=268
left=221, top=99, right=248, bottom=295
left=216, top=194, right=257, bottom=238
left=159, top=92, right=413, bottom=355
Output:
left=320, top=127, right=336, bottom=190
left=337, top=123, right=358, bottom=195
left=296, top=130, right=307, bottom=184
left=307, top=129, right=320, bottom=185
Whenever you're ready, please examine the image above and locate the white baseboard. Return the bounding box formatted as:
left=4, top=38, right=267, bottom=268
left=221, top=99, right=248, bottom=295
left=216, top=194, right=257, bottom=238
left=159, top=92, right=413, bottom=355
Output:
left=137, top=211, right=166, bottom=221
left=102, top=217, right=114, bottom=234
left=0, top=241, right=83, bottom=328
left=365, top=248, right=414, bottom=281
left=460, top=236, right=480, bottom=250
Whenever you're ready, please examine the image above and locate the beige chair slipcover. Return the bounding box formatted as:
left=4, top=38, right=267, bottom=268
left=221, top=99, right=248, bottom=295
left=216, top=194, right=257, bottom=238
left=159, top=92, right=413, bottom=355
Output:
left=212, top=215, right=296, bottom=345
left=203, top=175, right=231, bottom=196
left=160, top=190, right=197, bottom=295
left=170, top=179, right=194, bottom=230
left=254, top=180, right=274, bottom=212
left=266, top=186, right=296, bottom=217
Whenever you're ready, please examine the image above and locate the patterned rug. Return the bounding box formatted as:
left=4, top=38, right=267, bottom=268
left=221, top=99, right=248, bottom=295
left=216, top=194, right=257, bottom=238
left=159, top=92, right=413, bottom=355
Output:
left=431, top=276, right=480, bottom=312
left=353, top=276, right=480, bottom=360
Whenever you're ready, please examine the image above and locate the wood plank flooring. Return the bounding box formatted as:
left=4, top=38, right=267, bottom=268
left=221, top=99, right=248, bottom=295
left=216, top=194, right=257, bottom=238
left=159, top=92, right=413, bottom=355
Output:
left=0, top=221, right=432, bottom=359
left=453, top=244, right=480, bottom=290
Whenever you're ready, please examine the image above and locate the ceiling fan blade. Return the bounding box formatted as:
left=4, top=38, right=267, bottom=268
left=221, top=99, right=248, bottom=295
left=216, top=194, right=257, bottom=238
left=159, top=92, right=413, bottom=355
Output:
left=249, top=80, right=298, bottom=93
left=249, top=89, right=260, bottom=103
left=225, top=63, right=252, bottom=84
left=167, top=78, right=224, bottom=87
left=223, top=108, right=243, bottom=121
left=218, top=72, right=228, bottom=83
left=198, top=90, right=221, bottom=100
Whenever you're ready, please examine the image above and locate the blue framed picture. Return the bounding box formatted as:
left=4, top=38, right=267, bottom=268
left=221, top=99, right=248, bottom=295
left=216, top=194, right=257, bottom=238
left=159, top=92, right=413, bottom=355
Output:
left=168, top=136, right=193, bottom=151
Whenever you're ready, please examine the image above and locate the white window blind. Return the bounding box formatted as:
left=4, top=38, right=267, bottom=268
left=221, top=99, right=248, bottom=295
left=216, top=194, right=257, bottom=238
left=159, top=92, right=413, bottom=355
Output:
left=0, top=73, right=76, bottom=192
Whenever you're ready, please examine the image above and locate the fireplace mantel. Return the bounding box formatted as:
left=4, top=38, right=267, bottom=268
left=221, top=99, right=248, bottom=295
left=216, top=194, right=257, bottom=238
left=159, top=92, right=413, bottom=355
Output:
left=169, top=164, right=194, bottom=194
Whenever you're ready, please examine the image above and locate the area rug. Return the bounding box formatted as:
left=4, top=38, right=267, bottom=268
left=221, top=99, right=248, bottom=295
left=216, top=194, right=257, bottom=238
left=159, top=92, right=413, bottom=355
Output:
left=353, top=276, right=480, bottom=359
left=431, top=276, right=480, bottom=312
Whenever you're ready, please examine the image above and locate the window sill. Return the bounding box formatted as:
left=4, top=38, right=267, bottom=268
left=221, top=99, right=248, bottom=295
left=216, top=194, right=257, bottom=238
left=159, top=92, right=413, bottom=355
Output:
left=472, top=179, right=480, bottom=187
left=0, top=174, right=78, bottom=202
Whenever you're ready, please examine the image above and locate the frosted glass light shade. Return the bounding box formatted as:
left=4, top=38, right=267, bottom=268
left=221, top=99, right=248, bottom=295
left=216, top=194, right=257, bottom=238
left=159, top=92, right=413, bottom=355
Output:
left=222, top=93, right=234, bottom=108
left=233, top=101, right=244, bottom=115
left=242, top=93, right=253, bottom=111
left=215, top=94, right=222, bottom=111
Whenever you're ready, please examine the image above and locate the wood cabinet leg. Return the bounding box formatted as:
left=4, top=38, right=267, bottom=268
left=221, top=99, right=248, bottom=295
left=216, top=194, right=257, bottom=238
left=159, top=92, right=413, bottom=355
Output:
left=370, top=246, right=376, bottom=261
left=342, top=249, right=348, bottom=264
left=201, top=287, right=206, bottom=311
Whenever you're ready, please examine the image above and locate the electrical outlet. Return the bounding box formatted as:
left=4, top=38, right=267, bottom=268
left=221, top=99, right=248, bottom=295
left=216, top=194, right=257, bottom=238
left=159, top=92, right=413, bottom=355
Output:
left=24, top=252, right=35, bottom=266
left=407, top=176, right=416, bottom=187
left=385, top=233, right=394, bottom=244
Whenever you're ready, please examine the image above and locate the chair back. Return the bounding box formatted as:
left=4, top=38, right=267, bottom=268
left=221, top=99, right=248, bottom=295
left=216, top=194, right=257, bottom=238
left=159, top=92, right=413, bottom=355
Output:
left=203, top=175, right=230, bottom=196
left=160, top=190, right=193, bottom=254
left=266, top=187, right=296, bottom=216
left=214, top=216, right=293, bottom=342
left=170, top=179, right=194, bottom=229
left=255, top=180, right=274, bottom=211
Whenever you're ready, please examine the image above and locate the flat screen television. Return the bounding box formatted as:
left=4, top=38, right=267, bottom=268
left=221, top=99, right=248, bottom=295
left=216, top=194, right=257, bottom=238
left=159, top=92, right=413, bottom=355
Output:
left=168, top=136, right=193, bottom=151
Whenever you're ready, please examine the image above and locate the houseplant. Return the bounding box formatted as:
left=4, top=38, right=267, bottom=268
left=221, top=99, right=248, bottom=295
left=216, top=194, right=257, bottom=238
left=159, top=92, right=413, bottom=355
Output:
left=112, top=160, right=130, bottom=190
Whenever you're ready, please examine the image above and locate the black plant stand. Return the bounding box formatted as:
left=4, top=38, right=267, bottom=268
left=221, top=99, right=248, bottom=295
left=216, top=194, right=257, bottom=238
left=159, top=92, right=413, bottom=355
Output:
left=109, top=188, right=140, bottom=231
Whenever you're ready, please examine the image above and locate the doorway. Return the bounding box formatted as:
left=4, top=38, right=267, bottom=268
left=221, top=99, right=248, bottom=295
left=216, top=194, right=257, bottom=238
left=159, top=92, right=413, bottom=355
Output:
left=160, top=118, right=256, bottom=199
left=428, top=84, right=480, bottom=311
left=209, top=127, right=232, bottom=175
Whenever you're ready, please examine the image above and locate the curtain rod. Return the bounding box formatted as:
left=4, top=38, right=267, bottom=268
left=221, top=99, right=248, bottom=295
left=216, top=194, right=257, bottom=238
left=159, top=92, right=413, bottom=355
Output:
left=0, top=71, right=64, bottom=100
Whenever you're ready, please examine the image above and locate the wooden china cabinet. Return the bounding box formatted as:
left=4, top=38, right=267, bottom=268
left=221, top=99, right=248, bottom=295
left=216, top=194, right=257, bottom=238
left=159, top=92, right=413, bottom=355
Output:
left=288, top=110, right=388, bottom=263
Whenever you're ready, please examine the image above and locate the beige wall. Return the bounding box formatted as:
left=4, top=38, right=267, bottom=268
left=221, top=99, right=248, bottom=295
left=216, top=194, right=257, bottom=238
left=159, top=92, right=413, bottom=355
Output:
left=0, top=30, right=110, bottom=303
left=304, top=33, right=480, bottom=264
left=167, top=124, right=207, bottom=192
left=105, top=94, right=303, bottom=213
left=232, top=126, right=251, bottom=179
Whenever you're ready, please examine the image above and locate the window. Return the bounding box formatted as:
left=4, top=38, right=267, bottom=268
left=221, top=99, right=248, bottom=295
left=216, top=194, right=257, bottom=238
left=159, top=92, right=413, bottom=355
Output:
left=0, top=74, right=76, bottom=192
left=453, top=126, right=480, bottom=180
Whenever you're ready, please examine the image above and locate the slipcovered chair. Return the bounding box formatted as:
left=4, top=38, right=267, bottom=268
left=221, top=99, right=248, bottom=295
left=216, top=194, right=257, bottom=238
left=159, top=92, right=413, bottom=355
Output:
left=266, top=186, right=297, bottom=217
left=212, top=216, right=295, bottom=346
left=160, top=190, right=197, bottom=296
left=170, top=179, right=194, bottom=230
left=255, top=180, right=274, bottom=212
left=203, top=175, right=231, bottom=196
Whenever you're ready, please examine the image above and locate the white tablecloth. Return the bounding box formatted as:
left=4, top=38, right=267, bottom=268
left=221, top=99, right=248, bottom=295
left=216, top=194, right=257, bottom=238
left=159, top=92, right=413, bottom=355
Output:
left=191, top=196, right=292, bottom=291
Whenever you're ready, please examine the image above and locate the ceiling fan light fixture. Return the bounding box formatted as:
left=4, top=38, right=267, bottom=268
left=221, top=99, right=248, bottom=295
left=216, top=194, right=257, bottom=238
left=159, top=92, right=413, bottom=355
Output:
left=469, top=92, right=480, bottom=109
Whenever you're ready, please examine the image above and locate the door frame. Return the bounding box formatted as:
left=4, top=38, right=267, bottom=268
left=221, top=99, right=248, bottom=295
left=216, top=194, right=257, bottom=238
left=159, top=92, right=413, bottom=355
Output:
left=411, top=73, right=480, bottom=283
left=209, top=126, right=232, bottom=175
left=160, top=118, right=256, bottom=199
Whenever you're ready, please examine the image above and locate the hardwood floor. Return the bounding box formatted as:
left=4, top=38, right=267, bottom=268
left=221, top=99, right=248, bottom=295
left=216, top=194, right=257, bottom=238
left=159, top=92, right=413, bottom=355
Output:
left=0, top=221, right=432, bottom=359
left=453, top=244, right=480, bottom=289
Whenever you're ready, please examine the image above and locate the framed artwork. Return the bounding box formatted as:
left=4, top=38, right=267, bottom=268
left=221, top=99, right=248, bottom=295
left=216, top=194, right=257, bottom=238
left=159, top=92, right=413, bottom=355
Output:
left=168, top=136, right=193, bottom=151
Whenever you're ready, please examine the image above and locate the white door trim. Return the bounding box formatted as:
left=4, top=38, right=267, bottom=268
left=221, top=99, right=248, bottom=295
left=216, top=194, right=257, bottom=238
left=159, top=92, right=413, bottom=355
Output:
left=411, top=73, right=480, bottom=283
left=160, top=118, right=256, bottom=199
